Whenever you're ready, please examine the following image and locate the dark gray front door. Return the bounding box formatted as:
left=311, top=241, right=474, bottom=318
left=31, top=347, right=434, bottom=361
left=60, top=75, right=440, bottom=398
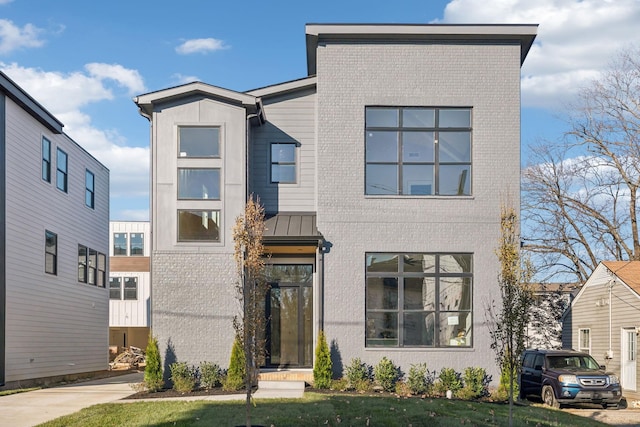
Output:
left=265, top=264, right=313, bottom=368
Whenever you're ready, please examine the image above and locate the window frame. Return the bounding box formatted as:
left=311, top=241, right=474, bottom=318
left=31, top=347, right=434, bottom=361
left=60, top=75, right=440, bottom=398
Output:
left=113, top=233, right=128, bottom=256
left=578, top=328, right=591, bottom=354
left=109, top=277, right=122, bottom=300
left=364, top=107, right=472, bottom=196
left=129, top=233, right=144, bottom=256
left=177, top=168, right=221, bottom=200
left=270, top=142, right=297, bottom=184
left=178, top=126, right=220, bottom=158
left=97, top=252, right=106, bottom=288
left=177, top=209, right=221, bottom=242
left=56, top=148, right=68, bottom=193
left=45, top=230, right=57, bottom=275
left=85, top=169, right=95, bottom=208
left=365, top=252, right=473, bottom=349
left=78, top=245, right=87, bottom=283
left=42, top=136, right=51, bottom=183
left=123, top=276, right=138, bottom=300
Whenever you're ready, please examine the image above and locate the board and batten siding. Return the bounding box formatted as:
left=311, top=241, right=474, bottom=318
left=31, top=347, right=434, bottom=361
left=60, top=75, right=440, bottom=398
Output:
left=3, top=97, right=109, bottom=382
left=250, top=88, right=316, bottom=213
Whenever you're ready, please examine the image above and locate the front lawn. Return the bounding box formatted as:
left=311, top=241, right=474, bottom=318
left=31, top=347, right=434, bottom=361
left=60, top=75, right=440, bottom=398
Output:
left=37, top=392, right=607, bottom=427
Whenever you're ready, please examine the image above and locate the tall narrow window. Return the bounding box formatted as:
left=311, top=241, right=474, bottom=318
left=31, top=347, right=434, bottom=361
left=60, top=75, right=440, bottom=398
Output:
left=579, top=328, right=591, bottom=354
left=365, top=107, right=471, bottom=196
left=85, top=170, right=95, bottom=208
left=178, top=168, right=220, bottom=199
left=124, top=277, right=138, bottom=300
left=45, top=230, right=57, bottom=275
left=88, top=248, right=97, bottom=285
left=56, top=148, right=68, bottom=192
left=97, top=253, right=106, bottom=288
left=271, top=143, right=297, bottom=183
left=178, top=210, right=220, bottom=241
left=78, top=245, right=87, bottom=283
left=109, top=277, right=122, bottom=300
left=113, top=233, right=127, bottom=255
left=42, top=137, right=51, bottom=182
left=178, top=127, right=220, bottom=157
left=130, top=233, right=144, bottom=256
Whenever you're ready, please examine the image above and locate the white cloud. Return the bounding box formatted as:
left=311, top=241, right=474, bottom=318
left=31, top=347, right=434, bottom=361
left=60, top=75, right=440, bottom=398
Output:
left=438, top=0, right=640, bottom=109
left=171, top=73, right=200, bottom=85
left=0, top=19, right=44, bottom=53
left=0, top=63, right=149, bottom=213
left=175, top=38, right=227, bottom=55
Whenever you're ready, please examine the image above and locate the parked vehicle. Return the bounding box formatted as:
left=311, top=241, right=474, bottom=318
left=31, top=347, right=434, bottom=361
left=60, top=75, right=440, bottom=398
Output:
left=519, top=349, right=622, bottom=409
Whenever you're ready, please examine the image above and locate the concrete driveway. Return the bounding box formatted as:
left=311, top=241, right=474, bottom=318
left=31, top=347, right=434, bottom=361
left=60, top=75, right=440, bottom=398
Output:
left=0, top=372, right=143, bottom=427
left=565, top=406, right=640, bottom=426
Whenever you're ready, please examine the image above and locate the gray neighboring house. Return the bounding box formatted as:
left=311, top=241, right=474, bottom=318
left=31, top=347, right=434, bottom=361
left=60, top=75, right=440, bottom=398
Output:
left=0, top=71, right=110, bottom=386
left=134, top=23, right=537, bottom=381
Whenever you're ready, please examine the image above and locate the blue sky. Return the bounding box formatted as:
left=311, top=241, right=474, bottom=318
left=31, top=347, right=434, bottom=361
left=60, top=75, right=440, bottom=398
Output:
left=1, top=0, right=639, bottom=220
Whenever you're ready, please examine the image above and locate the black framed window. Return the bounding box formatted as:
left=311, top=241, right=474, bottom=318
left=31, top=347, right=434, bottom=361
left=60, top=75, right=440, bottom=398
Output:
left=178, top=168, right=220, bottom=199
left=271, top=143, right=296, bottom=183
left=130, top=233, right=144, bottom=256
left=178, top=126, right=219, bottom=157
left=97, top=253, right=106, bottom=288
left=365, top=107, right=471, bottom=196
left=88, top=248, right=97, bottom=285
left=45, top=230, right=57, bottom=275
left=124, top=277, right=138, bottom=300
left=42, top=137, right=51, bottom=182
left=56, top=148, right=68, bottom=192
left=365, top=253, right=472, bottom=348
left=109, top=277, right=122, bottom=299
left=85, top=170, right=95, bottom=208
left=178, top=210, right=220, bottom=242
left=78, top=245, right=87, bottom=282
left=113, top=233, right=127, bottom=255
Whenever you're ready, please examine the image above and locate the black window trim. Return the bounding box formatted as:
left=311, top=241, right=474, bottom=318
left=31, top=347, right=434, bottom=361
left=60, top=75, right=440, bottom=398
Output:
left=45, top=230, right=57, bottom=275
left=42, top=136, right=51, bottom=183
left=85, top=169, right=95, bottom=209
left=270, top=142, right=298, bottom=184
left=56, top=147, right=68, bottom=193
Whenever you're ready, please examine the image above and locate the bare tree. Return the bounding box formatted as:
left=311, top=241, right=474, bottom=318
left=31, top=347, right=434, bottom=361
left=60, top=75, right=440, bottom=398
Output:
left=232, top=195, right=268, bottom=427
left=522, top=46, right=640, bottom=283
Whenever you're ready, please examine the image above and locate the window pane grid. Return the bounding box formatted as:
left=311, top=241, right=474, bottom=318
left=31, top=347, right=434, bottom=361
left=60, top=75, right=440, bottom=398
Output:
left=85, top=170, right=95, bottom=208
left=42, top=137, right=51, bottom=182
left=56, top=148, right=68, bottom=192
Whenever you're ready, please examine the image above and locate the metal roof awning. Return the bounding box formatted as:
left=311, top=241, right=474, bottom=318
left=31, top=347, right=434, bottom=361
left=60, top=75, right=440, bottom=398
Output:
left=263, top=212, right=323, bottom=246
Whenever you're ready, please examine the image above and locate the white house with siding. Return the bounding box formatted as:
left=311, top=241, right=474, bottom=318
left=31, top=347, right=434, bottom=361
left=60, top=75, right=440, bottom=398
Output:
left=109, top=221, right=151, bottom=353
left=0, top=71, right=109, bottom=387
left=562, top=261, right=640, bottom=402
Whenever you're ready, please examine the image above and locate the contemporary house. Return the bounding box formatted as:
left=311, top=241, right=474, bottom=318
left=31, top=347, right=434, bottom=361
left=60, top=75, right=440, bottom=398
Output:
left=109, top=221, right=151, bottom=354
left=0, top=71, right=109, bottom=386
left=562, top=261, right=640, bottom=402
left=134, top=23, right=537, bottom=381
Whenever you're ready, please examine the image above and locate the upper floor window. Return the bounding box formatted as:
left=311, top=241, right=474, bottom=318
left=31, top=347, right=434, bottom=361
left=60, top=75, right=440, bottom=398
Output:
left=124, top=277, right=138, bottom=300
left=271, top=143, right=297, bottom=183
left=97, top=253, right=106, bottom=288
left=178, top=210, right=220, bottom=242
left=178, top=168, right=220, bottom=199
left=365, top=107, right=471, bottom=196
left=365, top=253, right=472, bottom=348
left=56, top=148, right=68, bottom=192
left=113, top=233, right=127, bottom=255
left=88, top=248, right=97, bottom=285
left=178, top=127, right=219, bottom=157
left=42, top=137, right=51, bottom=182
left=45, top=230, right=57, bottom=275
left=85, top=170, right=95, bottom=208
left=109, top=277, right=122, bottom=299
left=130, top=233, right=144, bottom=255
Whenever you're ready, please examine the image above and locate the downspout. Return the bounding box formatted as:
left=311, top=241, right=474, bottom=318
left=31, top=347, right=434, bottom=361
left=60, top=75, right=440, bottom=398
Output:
left=607, top=279, right=614, bottom=360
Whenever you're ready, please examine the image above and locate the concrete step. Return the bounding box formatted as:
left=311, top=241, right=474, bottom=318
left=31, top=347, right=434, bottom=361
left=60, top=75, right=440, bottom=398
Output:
left=258, top=370, right=313, bottom=384
left=258, top=380, right=305, bottom=390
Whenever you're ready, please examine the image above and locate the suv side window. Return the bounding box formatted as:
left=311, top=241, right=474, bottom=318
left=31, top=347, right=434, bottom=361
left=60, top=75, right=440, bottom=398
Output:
left=523, top=353, right=535, bottom=368
left=534, top=354, right=545, bottom=370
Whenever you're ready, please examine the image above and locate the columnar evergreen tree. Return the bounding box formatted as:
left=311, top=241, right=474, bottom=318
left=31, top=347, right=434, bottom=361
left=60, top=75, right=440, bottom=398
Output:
left=143, top=333, right=164, bottom=392
left=313, top=330, right=332, bottom=389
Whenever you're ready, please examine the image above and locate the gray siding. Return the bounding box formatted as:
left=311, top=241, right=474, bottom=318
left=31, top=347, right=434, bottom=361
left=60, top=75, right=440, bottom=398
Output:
left=315, top=42, right=522, bottom=379
left=250, top=88, right=316, bottom=212
left=4, top=97, right=109, bottom=382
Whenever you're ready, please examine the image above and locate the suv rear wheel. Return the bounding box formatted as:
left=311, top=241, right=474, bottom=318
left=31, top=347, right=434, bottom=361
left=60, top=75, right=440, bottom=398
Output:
left=542, top=385, right=560, bottom=409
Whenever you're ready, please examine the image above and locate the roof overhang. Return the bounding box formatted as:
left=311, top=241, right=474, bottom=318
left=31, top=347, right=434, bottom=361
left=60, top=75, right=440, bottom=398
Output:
left=246, top=76, right=317, bottom=99
left=263, top=212, right=323, bottom=246
left=134, top=81, right=265, bottom=124
left=305, top=23, right=538, bottom=75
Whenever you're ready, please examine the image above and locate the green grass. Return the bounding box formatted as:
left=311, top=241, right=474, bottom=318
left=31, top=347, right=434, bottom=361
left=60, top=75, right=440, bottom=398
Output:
left=0, top=387, right=40, bottom=396
left=36, top=393, right=608, bottom=427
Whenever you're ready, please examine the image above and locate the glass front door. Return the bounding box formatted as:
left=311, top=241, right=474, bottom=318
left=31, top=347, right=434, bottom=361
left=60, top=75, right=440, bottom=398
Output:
left=265, top=264, right=313, bottom=368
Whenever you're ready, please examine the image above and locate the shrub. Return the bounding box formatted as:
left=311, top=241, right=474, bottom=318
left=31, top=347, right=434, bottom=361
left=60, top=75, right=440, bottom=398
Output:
left=373, top=357, right=399, bottom=392
left=313, top=330, right=333, bottom=389
left=223, top=336, right=246, bottom=391
left=199, top=361, right=222, bottom=389
left=457, top=367, right=490, bottom=400
left=434, top=367, right=462, bottom=396
left=344, top=357, right=370, bottom=390
left=494, top=364, right=519, bottom=401
left=330, top=378, right=349, bottom=391
left=169, top=362, right=197, bottom=393
left=395, top=380, right=412, bottom=396
left=407, top=363, right=434, bottom=395
left=143, top=334, right=164, bottom=392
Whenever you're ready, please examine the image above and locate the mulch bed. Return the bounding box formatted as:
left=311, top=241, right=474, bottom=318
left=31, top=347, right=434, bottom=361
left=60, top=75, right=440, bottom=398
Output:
left=125, top=387, right=247, bottom=399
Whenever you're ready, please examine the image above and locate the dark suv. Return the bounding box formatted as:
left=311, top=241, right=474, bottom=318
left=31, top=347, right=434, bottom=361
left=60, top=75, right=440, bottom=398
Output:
left=519, top=349, right=622, bottom=408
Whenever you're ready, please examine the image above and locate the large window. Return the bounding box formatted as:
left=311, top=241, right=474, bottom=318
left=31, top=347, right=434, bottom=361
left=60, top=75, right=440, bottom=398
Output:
left=130, top=233, right=144, bottom=255
left=178, top=210, right=220, bottom=241
left=85, top=170, right=95, bottom=208
left=271, top=143, right=297, bottom=183
left=109, top=277, right=122, bottom=299
left=45, top=230, right=57, bottom=275
left=42, top=137, right=51, bottom=182
left=178, top=168, right=220, bottom=199
left=113, top=233, right=127, bottom=255
left=56, top=148, right=68, bottom=192
left=365, top=253, right=472, bottom=348
left=365, top=107, right=471, bottom=196
left=178, top=126, right=219, bottom=157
